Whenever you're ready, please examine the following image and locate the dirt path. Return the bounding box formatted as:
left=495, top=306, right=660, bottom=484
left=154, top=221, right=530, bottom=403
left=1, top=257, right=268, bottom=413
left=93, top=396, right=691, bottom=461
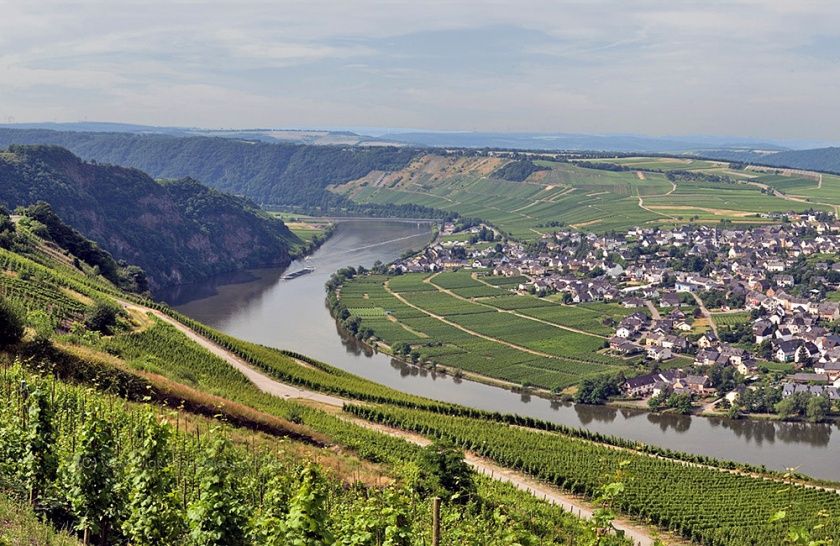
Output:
left=348, top=418, right=659, bottom=546
left=119, top=301, right=347, bottom=407
left=644, top=300, right=661, bottom=321
left=745, top=180, right=840, bottom=217
left=119, top=299, right=663, bottom=545
left=383, top=281, right=568, bottom=361
left=690, top=293, right=718, bottom=338
left=425, top=272, right=605, bottom=340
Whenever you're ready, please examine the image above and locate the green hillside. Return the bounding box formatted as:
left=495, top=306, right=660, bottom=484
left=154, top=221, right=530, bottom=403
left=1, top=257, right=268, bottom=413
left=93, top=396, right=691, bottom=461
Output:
left=0, top=145, right=302, bottom=289
left=334, top=153, right=840, bottom=237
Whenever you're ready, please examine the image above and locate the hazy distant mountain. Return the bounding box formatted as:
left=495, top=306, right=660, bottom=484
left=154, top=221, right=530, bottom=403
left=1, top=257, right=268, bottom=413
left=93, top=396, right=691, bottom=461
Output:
left=704, top=147, right=840, bottom=174
left=376, top=131, right=799, bottom=153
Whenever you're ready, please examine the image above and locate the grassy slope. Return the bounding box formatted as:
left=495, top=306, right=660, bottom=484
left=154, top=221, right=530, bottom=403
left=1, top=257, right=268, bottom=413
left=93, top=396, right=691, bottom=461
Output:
left=334, top=154, right=836, bottom=238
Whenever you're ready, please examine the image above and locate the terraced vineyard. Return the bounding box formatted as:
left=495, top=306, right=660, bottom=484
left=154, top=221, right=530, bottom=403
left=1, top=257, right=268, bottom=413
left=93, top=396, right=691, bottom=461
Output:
left=337, top=271, right=633, bottom=389
left=349, top=403, right=840, bottom=546
left=333, top=153, right=838, bottom=238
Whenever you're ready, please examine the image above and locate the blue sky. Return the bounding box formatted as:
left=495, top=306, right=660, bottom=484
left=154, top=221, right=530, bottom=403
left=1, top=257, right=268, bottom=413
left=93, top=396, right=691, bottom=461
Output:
left=1, top=1, right=839, bottom=139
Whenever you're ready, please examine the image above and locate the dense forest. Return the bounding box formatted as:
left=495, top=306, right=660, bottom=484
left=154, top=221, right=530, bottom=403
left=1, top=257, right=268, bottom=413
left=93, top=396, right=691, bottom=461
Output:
left=0, top=145, right=301, bottom=289
left=490, top=159, right=549, bottom=181
left=0, top=129, right=447, bottom=217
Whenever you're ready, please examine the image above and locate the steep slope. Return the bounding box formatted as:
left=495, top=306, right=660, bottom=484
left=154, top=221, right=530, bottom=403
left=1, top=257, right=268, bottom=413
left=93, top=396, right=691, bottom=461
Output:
left=0, top=128, right=434, bottom=215
left=0, top=145, right=300, bottom=289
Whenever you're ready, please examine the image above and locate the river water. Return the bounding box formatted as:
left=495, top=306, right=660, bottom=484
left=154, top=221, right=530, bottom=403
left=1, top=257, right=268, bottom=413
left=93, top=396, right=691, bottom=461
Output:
left=159, top=219, right=840, bottom=481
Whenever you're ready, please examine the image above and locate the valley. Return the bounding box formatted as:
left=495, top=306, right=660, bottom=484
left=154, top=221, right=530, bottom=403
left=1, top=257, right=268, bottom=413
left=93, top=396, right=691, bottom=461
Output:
left=3, top=137, right=840, bottom=545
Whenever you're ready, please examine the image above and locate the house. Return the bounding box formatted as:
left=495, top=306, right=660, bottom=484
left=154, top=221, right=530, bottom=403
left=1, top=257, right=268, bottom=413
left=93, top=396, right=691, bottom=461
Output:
left=753, top=320, right=774, bottom=344
left=774, top=274, right=795, bottom=288
left=647, top=346, right=673, bottom=361
left=623, top=297, right=645, bottom=309
left=686, top=375, right=713, bottom=395
left=660, top=292, right=682, bottom=308
left=616, top=325, right=633, bottom=339
left=697, top=332, right=718, bottom=349
left=609, top=337, right=642, bottom=355
left=814, top=362, right=840, bottom=379
left=790, top=373, right=829, bottom=384
left=775, top=340, right=800, bottom=363
left=622, top=370, right=681, bottom=397
left=694, top=349, right=720, bottom=367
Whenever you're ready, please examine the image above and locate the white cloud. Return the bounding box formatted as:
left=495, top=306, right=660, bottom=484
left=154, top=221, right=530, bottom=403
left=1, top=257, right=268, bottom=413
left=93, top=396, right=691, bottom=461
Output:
left=0, top=0, right=839, bottom=138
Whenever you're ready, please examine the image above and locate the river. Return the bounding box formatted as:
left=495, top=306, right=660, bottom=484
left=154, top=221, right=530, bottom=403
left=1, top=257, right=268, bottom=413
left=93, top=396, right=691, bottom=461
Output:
left=159, top=219, right=840, bottom=481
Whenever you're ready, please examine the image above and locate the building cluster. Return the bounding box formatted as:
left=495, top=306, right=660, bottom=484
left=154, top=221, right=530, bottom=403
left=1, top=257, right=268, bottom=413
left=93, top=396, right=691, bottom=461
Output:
left=392, top=215, right=840, bottom=403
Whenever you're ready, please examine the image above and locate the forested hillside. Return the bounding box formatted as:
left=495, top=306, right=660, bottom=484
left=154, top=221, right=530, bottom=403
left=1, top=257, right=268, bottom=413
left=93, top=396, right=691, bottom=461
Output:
left=0, top=128, right=445, bottom=217
left=0, top=145, right=301, bottom=289
left=707, top=147, right=840, bottom=173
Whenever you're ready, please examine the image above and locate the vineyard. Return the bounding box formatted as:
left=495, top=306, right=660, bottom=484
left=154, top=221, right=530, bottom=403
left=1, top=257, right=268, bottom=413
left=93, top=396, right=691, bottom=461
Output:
left=0, top=364, right=625, bottom=545
left=335, top=271, right=631, bottom=389
left=347, top=404, right=840, bottom=545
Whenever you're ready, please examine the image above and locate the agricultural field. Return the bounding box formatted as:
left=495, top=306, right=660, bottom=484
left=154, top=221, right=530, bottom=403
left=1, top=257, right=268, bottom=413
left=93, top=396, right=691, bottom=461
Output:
left=333, top=153, right=840, bottom=238
left=350, top=404, right=840, bottom=546
left=338, top=271, right=635, bottom=389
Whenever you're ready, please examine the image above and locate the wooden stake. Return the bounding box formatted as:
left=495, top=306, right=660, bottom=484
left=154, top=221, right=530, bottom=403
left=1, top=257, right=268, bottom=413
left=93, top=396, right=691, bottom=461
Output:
left=432, top=496, right=441, bottom=546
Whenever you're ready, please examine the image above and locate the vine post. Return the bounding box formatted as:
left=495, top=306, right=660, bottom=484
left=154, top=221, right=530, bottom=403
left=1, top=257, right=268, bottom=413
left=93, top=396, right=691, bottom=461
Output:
left=431, top=496, right=441, bottom=546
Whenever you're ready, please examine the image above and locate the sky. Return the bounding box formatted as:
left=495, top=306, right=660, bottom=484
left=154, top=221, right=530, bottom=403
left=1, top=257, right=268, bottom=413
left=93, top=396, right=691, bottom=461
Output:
left=1, top=1, right=839, bottom=140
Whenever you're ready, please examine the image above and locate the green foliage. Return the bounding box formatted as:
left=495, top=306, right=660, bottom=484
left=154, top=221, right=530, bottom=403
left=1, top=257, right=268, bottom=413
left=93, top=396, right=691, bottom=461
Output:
left=67, top=415, right=120, bottom=544
left=491, top=160, right=549, bottom=182
left=415, top=441, right=475, bottom=503
left=0, top=297, right=25, bottom=347
left=22, top=386, right=57, bottom=507
left=83, top=300, right=121, bottom=335
left=277, top=464, right=334, bottom=546
left=187, top=436, right=248, bottom=546
left=0, top=130, right=439, bottom=219
left=27, top=310, right=58, bottom=342
left=0, top=145, right=301, bottom=289
left=122, top=412, right=183, bottom=546
left=348, top=403, right=840, bottom=545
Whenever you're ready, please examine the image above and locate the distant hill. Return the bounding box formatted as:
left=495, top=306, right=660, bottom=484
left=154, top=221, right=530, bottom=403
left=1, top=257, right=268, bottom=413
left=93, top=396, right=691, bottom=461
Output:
left=0, top=129, right=434, bottom=215
left=705, top=147, right=840, bottom=174
left=377, top=131, right=793, bottom=153
left=0, top=144, right=301, bottom=289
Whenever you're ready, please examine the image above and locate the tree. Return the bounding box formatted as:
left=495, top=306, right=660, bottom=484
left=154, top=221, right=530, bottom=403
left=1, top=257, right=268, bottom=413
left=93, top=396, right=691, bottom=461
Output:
left=805, top=396, right=830, bottom=423
left=187, top=436, right=248, bottom=546
left=415, top=441, right=475, bottom=503
left=0, top=297, right=24, bottom=347
left=68, top=415, right=120, bottom=545
left=84, top=300, right=121, bottom=335
left=123, top=412, right=183, bottom=545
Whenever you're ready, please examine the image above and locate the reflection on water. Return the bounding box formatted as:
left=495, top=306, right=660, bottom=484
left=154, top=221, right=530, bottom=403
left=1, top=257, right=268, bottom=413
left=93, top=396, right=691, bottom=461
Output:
left=165, top=219, right=840, bottom=481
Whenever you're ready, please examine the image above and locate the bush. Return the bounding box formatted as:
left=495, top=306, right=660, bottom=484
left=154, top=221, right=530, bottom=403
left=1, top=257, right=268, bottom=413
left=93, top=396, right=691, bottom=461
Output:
left=84, top=301, right=122, bottom=335
left=0, top=297, right=24, bottom=347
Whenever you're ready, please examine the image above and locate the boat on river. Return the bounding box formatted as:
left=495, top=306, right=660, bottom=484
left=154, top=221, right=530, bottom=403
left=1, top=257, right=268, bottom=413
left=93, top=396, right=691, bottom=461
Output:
left=282, top=266, right=315, bottom=280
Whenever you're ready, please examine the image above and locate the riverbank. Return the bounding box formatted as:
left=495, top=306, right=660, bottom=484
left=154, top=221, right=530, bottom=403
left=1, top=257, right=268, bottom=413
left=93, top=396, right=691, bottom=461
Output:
left=166, top=219, right=840, bottom=482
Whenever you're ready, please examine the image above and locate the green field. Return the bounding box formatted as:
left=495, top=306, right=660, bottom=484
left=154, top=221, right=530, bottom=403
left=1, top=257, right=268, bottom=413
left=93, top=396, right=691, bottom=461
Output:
left=338, top=272, right=634, bottom=389
left=334, top=154, right=839, bottom=238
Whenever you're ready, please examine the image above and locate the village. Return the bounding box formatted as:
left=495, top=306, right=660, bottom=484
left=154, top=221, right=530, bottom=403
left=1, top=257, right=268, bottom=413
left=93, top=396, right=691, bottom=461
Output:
left=390, top=212, right=840, bottom=420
